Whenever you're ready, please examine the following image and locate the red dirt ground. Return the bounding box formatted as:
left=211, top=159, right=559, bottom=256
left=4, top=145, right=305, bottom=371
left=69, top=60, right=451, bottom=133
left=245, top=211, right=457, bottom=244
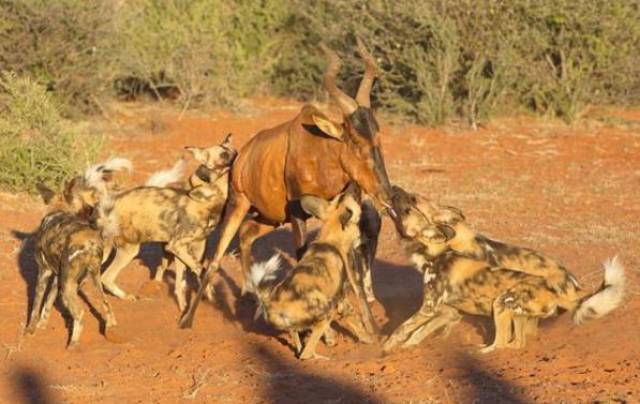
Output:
left=1, top=99, right=639, bottom=403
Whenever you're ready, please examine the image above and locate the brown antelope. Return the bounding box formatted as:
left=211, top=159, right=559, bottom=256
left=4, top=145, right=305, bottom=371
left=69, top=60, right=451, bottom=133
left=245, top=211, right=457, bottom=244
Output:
left=180, top=39, right=393, bottom=329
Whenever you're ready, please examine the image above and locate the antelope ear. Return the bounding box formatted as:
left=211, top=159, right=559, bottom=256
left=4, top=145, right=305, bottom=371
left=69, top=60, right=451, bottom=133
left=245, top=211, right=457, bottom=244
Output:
left=312, top=114, right=343, bottom=140
left=222, top=133, right=233, bottom=145
left=36, top=183, right=56, bottom=205
left=185, top=146, right=209, bottom=164
left=301, top=195, right=329, bottom=220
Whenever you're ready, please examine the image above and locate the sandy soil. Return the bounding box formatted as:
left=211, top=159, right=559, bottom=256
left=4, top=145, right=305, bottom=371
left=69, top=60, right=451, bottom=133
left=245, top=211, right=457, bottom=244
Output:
left=1, top=99, right=639, bottom=403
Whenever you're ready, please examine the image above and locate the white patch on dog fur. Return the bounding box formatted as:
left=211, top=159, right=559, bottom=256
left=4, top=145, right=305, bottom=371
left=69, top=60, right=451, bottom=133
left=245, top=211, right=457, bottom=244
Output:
left=574, top=255, right=626, bottom=324
left=145, top=158, right=185, bottom=187
left=84, top=157, right=132, bottom=190
left=68, top=248, right=86, bottom=262
left=423, top=271, right=436, bottom=284
left=248, top=254, right=283, bottom=293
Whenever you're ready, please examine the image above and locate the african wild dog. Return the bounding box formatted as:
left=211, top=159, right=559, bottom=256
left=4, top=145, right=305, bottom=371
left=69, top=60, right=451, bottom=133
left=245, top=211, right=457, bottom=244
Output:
left=383, top=186, right=626, bottom=353
left=248, top=184, right=373, bottom=360
left=97, top=134, right=236, bottom=312
left=388, top=186, right=579, bottom=293
left=24, top=159, right=129, bottom=348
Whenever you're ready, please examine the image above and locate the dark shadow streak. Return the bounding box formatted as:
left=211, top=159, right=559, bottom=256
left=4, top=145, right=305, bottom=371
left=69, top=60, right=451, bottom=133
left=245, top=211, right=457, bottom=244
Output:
left=252, top=343, right=381, bottom=404
left=11, top=365, right=57, bottom=404
left=452, top=352, right=527, bottom=404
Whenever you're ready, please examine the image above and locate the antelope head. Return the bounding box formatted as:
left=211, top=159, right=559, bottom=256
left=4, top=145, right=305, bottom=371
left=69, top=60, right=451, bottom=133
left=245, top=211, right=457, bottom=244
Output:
left=313, top=39, right=393, bottom=212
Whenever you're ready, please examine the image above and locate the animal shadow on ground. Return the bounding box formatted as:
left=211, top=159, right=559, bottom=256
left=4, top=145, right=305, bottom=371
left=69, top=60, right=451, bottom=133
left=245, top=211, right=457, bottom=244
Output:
left=11, top=365, right=57, bottom=404
left=13, top=230, right=39, bottom=323
left=452, top=352, right=527, bottom=403
left=252, top=343, right=382, bottom=404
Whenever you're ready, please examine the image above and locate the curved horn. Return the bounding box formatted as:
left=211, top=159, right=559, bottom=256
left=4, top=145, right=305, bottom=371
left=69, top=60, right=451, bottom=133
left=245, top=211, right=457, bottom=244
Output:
left=355, top=37, right=379, bottom=108
left=320, top=43, right=357, bottom=115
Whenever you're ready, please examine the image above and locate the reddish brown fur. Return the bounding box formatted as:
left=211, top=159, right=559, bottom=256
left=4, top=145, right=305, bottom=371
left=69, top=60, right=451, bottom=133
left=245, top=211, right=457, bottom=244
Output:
left=181, top=41, right=392, bottom=328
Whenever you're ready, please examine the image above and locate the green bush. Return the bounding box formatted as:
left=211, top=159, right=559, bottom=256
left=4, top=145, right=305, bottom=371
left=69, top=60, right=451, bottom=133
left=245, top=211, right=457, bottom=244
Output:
left=0, top=0, right=638, bottom=125
left=0, top=0, right=118, bottom=115
left=0, top=72, right=102, bottom=193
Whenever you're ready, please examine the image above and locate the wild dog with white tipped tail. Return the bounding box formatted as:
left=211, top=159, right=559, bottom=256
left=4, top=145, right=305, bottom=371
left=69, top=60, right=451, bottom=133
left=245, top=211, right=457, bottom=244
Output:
left=97, top=134, right=236, bottom=312
left=383, top=186, right=626, bottom=353
left=24, top=159, right=129, bottom=348
left=249, top=184, right=373, bottom=360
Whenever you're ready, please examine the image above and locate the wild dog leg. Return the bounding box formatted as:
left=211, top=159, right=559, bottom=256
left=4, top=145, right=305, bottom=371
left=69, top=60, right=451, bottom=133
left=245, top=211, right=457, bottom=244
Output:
left=402, top=305, right=462, bottom=348
left=345, top=249, right=378, bottom=337
left=480, top=294, right=516, bottom=353
left=337, top=294, right=374, bottom=344
left=154, top=247, right=174, bottom=282
left=36, top=276, right=59, bottom=330
left=524, top=317, right=539, bottom=337
left=510, top=316, right=529, bottom=349
left=101, top=243, right=140, bottom=301
left=90, top=265, right=117, bottom=329
left=60, top=280, right=84, bottom=349
left=322, top=327, right=337, bottom=347
left=383, top=284, right=443, bottom=352
left=358, top=199, right=381, bottom=303
left=290, top=331, right=302, bottom=354
left=239, top=218, right=276, bottom=295
left=299, top=318, right=332, bottom=360
left=180, top=192, right=251, bottom=328
left=171, top=240, right=206, bottom=312
left=25, top=266, right=53, bottom=334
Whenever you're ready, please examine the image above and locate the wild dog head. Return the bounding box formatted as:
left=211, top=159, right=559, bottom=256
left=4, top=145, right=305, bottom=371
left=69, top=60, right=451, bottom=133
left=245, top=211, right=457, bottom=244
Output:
left=312, top=39, right=392, bottom=210
left=390, top=185, right=464, bottom=257
left=301, top=182, right=363, bottom=251
left=36, top=178, right=102, bottom=220
left=185, top=133, right=237, bottom=181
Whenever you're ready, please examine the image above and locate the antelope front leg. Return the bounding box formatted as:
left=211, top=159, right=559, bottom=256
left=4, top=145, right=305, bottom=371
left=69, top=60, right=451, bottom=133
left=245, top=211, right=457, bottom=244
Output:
left=179, top=192, right=251, bottom=328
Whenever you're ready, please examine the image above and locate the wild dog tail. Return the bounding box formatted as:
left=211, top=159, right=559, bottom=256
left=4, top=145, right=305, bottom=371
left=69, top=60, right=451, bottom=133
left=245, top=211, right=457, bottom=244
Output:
left=145, top=158, right=186, bottom=187
left=573, top=256, right=626, bottom=324
left=84, top=157, right=133, bottom=191
left=248, top=254, right=286, bottom=320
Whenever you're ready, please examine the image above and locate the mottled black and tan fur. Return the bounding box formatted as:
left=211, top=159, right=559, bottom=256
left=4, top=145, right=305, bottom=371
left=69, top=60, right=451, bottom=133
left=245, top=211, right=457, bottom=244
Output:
left=25, top=178, right=118, bottom=348
left=98, top=135, right=237, bottom=312
left=249, top=184, right=373, bottom=360
left=383, top=186, right=626, bottom=353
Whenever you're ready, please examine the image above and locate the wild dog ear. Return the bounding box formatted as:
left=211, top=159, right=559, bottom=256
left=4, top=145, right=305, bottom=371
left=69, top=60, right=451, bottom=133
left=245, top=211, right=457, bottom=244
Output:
left=185, top=146, right=209, bottom=164
left=433, top=206, right=465, bottom=225
left=35, top=183, right=56, bottom=205
left=437, top=224, right=456, bottom=241
left=312, top=114, right=344, bottom=140
left=63, top=177, right=80, bottom=204
left=339, top=207, right=354, bottom=229
left=300, top=195, right=329, bottom=220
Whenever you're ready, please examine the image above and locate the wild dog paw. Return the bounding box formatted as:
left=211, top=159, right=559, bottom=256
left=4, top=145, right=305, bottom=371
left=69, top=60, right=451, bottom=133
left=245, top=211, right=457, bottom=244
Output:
left=477, top=344, right=497, bottom=354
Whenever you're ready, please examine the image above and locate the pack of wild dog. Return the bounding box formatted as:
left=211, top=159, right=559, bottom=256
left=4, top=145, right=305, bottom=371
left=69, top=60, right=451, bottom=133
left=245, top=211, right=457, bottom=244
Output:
left=21, top=39, right=625, bottom=358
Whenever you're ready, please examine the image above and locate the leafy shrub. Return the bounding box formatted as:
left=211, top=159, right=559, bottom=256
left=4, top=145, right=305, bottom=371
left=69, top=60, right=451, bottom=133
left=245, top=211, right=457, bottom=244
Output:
left=0, top=0, right=118, bottom=115
left=0, top=72, right=102, bottom=193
